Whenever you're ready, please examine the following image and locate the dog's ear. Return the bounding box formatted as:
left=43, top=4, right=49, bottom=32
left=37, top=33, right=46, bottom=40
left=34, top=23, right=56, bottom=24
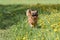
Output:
left=35, top=10, right=38, bottom=13
left=35, top=10, right=38, bottom=16
left=26, top=9, right=31, bottom=16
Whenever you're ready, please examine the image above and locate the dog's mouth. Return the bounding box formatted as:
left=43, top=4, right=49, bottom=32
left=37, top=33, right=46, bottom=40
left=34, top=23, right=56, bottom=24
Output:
left=32, top=14, right=38, bottom=17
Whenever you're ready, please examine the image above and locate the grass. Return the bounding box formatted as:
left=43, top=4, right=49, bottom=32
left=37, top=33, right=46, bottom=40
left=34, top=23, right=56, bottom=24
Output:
left=0, top=4, right=60, bottom=40
left=0, top=0, right=60, bottom=5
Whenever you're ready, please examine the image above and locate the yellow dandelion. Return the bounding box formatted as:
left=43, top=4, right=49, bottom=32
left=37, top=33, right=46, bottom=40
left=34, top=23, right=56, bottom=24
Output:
left=41, top=37, right=44, bottom=40
left=56, top=37, right=59, bottom=40
left=16, top=36, right=20, bottom=40
left=58, top=28, right=60, bottom=31
left=34, top=38, right=36, bottom=40
left=47, top=21, right=50, bottom=24
left=51, top=24, right=57, bottom=29
left=23, top=33, right=28, bottom=40
left=58, top=22, right=60, bottom=26
left=51, top=26, right=55, bottom=29
left=51, top=24, right=54, bottom=26
left=54, top=28, right=58, bottom=32
left=23, top=37, right=26, bottom=40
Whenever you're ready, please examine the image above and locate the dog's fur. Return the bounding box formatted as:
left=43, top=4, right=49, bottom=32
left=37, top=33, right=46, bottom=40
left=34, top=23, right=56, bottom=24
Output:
left=26, top=9, right=38, bottom=27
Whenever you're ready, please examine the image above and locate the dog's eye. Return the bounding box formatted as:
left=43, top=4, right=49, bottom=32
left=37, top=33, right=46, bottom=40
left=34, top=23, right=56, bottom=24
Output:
left=32, top=14, right=38, bottom=16
left=32, top=15, right=35, bottom=16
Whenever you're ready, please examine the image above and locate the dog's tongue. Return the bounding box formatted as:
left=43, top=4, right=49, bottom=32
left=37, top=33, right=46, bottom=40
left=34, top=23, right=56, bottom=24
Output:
left=34, top=16, right=37, bottom=18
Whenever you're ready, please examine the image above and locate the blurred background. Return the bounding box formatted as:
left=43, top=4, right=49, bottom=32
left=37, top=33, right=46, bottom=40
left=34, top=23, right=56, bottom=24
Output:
left=0, top=0, right=60, bottom=5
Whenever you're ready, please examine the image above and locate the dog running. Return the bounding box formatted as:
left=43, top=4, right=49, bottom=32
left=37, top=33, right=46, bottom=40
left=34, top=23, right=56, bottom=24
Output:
left=26, top=9, right=38, bottom=28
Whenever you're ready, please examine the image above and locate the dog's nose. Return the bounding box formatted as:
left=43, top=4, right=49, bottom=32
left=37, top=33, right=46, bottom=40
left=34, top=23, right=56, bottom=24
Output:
left=34, top=16, right=37, bottom=18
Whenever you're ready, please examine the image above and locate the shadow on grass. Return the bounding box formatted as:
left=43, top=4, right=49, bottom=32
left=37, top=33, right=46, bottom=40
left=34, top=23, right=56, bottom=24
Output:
left=37, top=25, right=41, bottom=28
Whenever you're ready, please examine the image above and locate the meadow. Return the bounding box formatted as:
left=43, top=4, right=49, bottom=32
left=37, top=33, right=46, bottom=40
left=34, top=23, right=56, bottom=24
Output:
left=0, top=4, right=60, bottom=40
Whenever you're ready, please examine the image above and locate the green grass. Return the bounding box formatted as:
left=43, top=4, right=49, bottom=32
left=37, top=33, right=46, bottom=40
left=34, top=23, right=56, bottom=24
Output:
left=0, top=4, right=60, bottom=40
left=0, top=0, right=60, bottom=5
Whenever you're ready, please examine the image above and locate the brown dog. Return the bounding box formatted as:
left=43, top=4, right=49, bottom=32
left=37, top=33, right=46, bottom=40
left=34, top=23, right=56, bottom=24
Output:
left=26, top=9, right=38, bottom=27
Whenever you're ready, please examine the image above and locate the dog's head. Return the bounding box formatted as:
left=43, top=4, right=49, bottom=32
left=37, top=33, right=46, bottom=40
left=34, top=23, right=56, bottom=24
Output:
left=26, top=9, right=38, bottom=17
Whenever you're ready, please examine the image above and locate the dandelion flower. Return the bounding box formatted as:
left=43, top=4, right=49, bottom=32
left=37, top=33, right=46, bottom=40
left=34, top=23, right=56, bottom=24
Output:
left=51, top=24, right=57, bottom=29
left=54, top=28, right=58, bottom=32
left=42, top=37, right=44, bottom=40
left=34, top=38, right=36, bottom=40
left=23, top=37, right=26, bottom=40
